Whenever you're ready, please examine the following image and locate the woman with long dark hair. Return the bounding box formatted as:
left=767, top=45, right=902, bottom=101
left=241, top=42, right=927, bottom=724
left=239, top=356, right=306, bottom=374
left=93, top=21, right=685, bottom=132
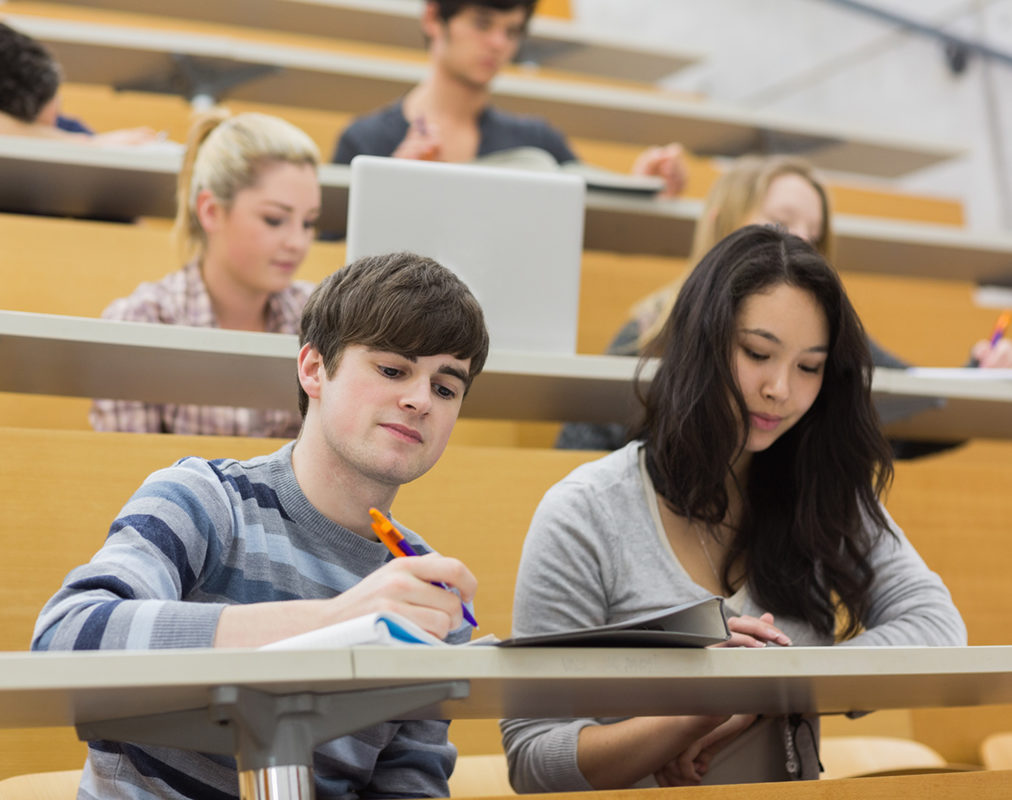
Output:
left=501, top=225, right=966, bottom=791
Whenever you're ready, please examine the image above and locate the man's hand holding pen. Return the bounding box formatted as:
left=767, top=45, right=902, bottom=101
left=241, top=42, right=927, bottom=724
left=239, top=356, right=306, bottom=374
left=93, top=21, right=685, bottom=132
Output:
left=393, top=116, right=442, bottom=161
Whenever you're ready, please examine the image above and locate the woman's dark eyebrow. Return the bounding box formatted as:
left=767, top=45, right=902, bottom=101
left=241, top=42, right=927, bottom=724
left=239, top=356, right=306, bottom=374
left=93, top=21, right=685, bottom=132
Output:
left=741, top=328, right=828, bottom=353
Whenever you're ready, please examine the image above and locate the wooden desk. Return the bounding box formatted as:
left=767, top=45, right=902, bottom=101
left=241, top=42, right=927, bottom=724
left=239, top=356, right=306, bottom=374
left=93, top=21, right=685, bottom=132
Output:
left=4, top=14, right=962, bottom=176
left=2, top=310, right=1011, bottom=439
left=5, top=136, right=1011, bottom=279
left=1, top=645, right=1010, bottom=798
left=46, top=0, right=703, bottom=83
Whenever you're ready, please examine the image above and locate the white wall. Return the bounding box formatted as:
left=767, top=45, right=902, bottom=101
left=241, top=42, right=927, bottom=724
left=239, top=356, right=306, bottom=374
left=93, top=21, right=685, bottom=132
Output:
left=573, top=0, right=1012, bottom=232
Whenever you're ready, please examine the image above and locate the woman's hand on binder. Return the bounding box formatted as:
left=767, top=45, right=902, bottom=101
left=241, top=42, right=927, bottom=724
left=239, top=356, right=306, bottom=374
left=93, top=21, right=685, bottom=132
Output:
left=717, top=613, right=792, bottom=648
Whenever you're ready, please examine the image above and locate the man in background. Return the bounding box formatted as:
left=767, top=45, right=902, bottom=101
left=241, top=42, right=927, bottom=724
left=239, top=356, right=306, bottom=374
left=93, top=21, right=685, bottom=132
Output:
left=333, top=0, right=688, bottom=197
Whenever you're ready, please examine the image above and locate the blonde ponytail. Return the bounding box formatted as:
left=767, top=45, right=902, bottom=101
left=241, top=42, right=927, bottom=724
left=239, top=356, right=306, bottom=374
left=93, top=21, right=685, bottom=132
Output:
left=171, top=111, right=320, bottom=262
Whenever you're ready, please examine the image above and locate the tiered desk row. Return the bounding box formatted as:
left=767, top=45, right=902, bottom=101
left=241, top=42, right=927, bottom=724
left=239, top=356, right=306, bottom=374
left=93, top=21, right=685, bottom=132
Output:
left=2, top=310, right=1011, bottom=441
left=37, top=0, right=707, bottom=82
left=2, top=6, right=961, bottom=174
left=4, top=134, right=1012, bottom=278
left=2, top=0, right=1012, bottom=793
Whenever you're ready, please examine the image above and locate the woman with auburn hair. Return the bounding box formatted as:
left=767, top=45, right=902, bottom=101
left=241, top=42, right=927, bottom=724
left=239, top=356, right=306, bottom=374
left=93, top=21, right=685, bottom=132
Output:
left=502, top=225, right=965, bottom=791
left=91, top=111, right=321, bottom=436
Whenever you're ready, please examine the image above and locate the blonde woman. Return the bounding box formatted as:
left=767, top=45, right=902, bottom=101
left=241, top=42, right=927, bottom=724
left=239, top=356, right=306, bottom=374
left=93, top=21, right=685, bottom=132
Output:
left=90, top=111, right=321, bottom=436
left=557, top=154, right=1010, bottom=454
left=630, top=156, right=832, bottom=355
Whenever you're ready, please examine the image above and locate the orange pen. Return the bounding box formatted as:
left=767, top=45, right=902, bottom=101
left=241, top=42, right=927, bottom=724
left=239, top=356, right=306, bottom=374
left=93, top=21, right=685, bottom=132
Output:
left=369, top=508, right=478, bottom=628
left=971, top=310, right=1011, bottom=366
left=987, top=311, right=1011, bottom=348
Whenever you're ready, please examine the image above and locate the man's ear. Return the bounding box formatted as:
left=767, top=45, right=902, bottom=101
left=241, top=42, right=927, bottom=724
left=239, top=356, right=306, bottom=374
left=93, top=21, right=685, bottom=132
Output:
left=297, top=343, right=325, bottom=401
left=420, top=1, right=443, bottom=44
left=195, top=189, right=224, bottom=234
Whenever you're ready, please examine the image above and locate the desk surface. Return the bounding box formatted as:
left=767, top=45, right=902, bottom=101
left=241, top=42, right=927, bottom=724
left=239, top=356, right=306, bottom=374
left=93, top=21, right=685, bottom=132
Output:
left=2, top=310, right=1012, bottom=439
left=2, top=645, right=1011, bottom=729
left=6, top=14, right=962, bottom=177
left=48, top=0, right=703, bottom=83
left=4, top=137, right=1011, bottom=281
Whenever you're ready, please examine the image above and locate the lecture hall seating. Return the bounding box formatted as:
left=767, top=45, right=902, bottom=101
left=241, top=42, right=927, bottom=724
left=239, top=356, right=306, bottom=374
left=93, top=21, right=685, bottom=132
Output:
left=2, top=0, right=1011, bottom=784
left=1, top=427, right=1011, bottom=776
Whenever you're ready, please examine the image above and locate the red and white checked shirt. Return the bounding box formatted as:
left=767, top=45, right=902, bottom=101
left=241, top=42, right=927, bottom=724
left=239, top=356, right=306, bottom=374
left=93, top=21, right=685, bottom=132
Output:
left=90, top=261, right=313, bottom=437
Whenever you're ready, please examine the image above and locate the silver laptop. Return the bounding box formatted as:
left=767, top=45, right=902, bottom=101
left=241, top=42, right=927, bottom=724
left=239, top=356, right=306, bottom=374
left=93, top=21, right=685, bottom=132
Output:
left=346, top=155, right=585, bottom=354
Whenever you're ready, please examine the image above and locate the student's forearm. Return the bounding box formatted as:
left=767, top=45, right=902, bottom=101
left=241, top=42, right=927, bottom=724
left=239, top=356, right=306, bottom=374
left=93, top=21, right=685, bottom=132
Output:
left=576, top=715, right=727, bottom=789
left=214, top=598, right=332, bottom=648
left=0, top=111, right=86, bottom=140
left=214, top=555, right=476, bottom=648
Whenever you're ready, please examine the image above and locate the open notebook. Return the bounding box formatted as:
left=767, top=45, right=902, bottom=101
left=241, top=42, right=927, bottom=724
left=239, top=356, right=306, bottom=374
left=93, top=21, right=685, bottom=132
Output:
left=260, top=612, right=449, bottom=649
left=261, top=598, right=729, bottom=650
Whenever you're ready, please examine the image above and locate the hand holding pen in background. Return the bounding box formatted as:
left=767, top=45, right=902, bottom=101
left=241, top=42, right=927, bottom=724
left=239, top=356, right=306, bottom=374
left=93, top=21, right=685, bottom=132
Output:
left=969, top=311, right=1012, bottom=368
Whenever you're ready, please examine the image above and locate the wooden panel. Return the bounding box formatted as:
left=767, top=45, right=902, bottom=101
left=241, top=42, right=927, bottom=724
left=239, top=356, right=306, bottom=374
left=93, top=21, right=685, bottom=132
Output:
left=884, top=441, right=1012, bottom=764
left=0, top=393, right=91, bottom=430
left=841, top=270, right=1000, bottom=367
left=537, top=0, right=572, bottom=19
left=0, top=213, right=345, bottom=316
left=829, top=184, right=964, bottom=226
left=58, top=82, right=356, bottom=161
left=576, top=251, right=688, bottom=354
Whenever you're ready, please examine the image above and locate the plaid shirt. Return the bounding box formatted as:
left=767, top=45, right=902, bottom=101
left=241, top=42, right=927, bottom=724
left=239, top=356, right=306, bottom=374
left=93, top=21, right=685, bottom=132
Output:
left=90, top=261, right=313, bottom=437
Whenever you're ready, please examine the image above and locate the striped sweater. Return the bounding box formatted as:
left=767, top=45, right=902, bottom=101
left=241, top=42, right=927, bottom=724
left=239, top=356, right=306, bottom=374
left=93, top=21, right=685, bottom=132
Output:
left=33, top=442, right=467, bottom=799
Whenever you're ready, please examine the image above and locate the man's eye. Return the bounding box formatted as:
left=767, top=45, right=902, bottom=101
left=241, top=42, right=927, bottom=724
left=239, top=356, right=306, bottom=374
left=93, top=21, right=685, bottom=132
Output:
left=434, top=384, right=457, bottom=400
left=379, top=366, right=401, bottom=378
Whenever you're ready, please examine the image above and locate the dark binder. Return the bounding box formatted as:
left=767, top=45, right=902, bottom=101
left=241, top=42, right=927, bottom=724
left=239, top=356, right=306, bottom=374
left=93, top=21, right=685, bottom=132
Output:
left=498, top=596, right=729, bottom=648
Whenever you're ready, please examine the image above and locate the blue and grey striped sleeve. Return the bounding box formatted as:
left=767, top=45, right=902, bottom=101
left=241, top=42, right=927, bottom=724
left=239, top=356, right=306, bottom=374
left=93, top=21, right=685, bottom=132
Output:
left=32, top=458, right=232, bottom=652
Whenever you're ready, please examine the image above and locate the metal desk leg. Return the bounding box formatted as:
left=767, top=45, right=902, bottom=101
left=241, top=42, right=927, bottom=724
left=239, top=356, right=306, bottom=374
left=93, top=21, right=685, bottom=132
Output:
left=77, top=681, right=470, bottom=800
left=238, top=765, right=313, bottom=800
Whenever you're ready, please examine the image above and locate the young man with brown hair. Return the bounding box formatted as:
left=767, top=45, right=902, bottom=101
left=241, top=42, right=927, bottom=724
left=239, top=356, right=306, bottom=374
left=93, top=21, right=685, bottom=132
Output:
left=33, top=252, right=490, bottom=799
